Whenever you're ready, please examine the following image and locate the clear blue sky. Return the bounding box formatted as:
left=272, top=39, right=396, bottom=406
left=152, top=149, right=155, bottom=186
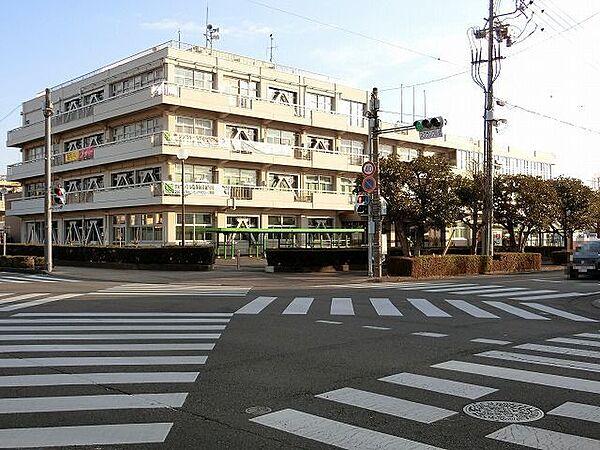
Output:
left=1, top=0, right=598, bottom=180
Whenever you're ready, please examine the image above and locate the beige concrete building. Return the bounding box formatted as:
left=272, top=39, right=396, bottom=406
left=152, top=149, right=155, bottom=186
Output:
left=5, top=41, right=554, bottom=250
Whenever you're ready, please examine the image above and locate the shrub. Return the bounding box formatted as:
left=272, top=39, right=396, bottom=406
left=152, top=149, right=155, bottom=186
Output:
left=0, top=255, right=45, bottom=270
left=266, top=248, right=367, bottom=272
left=492, top=252, right=541, bottom=272
left=551, top=250, right=571, bottom=265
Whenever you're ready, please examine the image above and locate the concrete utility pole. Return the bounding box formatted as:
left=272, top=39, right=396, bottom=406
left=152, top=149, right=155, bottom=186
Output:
left=368, top=88, right=382, bottom=279
left=43, top=88, right=53, bottom=273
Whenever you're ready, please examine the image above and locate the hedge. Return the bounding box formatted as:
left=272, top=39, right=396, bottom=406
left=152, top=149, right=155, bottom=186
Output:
left=387, top=252, right=541, bottom=278
left=7, top=244, right=215, bottom=271
left=0, top=255, right=45, bottom=271
left=266, top=248, right=367, bottom=272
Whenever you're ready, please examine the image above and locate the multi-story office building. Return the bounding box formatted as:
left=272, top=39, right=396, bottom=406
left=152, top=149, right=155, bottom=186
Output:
left=5, top=41, right=555, bottom=249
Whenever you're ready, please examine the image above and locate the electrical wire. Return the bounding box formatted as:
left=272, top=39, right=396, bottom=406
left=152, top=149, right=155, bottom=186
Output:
left=0, top=104, right=21, bottom=124
left=380, top=69, right=469, bottom=91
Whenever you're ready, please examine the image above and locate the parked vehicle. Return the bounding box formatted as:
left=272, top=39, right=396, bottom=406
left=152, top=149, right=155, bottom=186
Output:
left=568, top=240, right=600, bottom=279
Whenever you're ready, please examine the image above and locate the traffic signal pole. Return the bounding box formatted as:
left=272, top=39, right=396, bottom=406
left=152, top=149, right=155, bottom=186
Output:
left=370, top=88, right=383, bottom=279
left=43, top=88, right=54, bottom=273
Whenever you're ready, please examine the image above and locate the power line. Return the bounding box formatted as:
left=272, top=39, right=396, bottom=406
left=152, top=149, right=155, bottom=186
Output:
left=0, top=104, right=21, bottom=124
left=380, top=69, right=469, bottom=91
left=245, top=0, right=462, bottom=66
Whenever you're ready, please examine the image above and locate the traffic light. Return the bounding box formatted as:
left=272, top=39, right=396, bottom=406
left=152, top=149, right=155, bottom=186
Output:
left=413, top=116, right=444, bottom=132
left=355, top=193, right=370, bottom=215
left=52, top=185, right=66, bottom=206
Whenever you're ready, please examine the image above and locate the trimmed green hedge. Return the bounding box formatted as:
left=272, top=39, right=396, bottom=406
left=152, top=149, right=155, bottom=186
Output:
left=266, top=248, right=367, bottom=272
left=0, top=255, right=45, bottom=270
left=387, top=252, right=541, bottom=278
left=7, top=244, right=215, bottom=270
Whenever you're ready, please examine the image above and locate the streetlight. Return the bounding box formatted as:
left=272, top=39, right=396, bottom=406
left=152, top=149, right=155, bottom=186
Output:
left=177, top=149, right=189, bottom=246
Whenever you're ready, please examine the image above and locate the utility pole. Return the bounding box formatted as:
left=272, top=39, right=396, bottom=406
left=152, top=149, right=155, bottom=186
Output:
left=368, top=88, right=382, bottom=278
left=269, top=34, right=275, bottom=62
left=43, top=88, right=53, bottom=273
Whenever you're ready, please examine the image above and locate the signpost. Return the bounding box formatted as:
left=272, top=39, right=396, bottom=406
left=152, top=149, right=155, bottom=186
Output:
left=361, top=161, right=376, bottom=176
left=362, top=176, right=376, bottom=194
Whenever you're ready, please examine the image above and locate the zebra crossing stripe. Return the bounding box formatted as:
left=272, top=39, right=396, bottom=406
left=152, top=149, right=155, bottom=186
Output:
left=250, top=408, right=443, bottom=449
left=23, top=274, right=80, bottom=283
left=455, top=288, right=529, bottom=295
left=0, top=277, right=29, bottom=284
left=0, top=294, right=82, bottom=312
left=331, top=298, right=354, bottom=315
left=0, top=293, right=47, bottom=305
left=235, top=297, right=277, bottom=314
left=0, top=423, right=173, bottom=448
left=0, top=372, right=199, bottom=387
left=282, top=297, right=314, bottom=315
left=432, top=360, right=600, bottom=394
left=482, top=301, right=549, bottom=320
left=520, top=303, right=597, bottom=322
left=370, top=298, right=403, bottom=316
left=16, top=312, right=234, bottom=317
left=445, top=300, right=499, bottom=318
left=363, top=325, right=391, bottom=330
left=407, top=299, right=452, bottom=317
left=0, top=333, right=221, bottom=341
left=471, top=338, right=511, bottom=345
left=0, top=343, right=215, bottom=352
left=379, top=372, right=497, bottom=399
left=515, top=343, right=600, bottom=359
left=486, top=424, right=600, bottom=450
left=0, top=393, right=188, bottom=414
left=397, top=283, right=477, bottom=291
left=510, top=292, right=585, bottom=301
left=576, top=333, right=600, bottom=340
left=0, top=318, right=230, bottom=324
left=316, top=387, right=456, bottom=423
left=548, top=401, right=600, bottom=424
left=479, top=289, right=556, bottom=298
left=0, top=293, right=14, bottom=298
left=0, top=325, right=226, bottom=331
left=0, top=356, right=209, bottom=368
left=412, top=332, right=448, bottom=338
left=476, top=350, right=600, bottom=373
left=548, top=337, right=600, bottom=348
left=421, top=284, right=487, bottom=292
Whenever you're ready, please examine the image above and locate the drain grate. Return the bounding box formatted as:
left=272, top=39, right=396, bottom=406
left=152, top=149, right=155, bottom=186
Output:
left=463, top=401, right=544, bottom=423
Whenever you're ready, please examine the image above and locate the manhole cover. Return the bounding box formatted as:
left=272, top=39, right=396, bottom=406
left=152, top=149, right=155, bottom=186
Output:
left=463, top=401, right=544, bottom=423
left=245, top=406, right=272, bottom=415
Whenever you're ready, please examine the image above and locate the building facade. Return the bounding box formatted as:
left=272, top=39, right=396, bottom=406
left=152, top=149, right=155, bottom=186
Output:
left=5, top=41, right=555, bottom=250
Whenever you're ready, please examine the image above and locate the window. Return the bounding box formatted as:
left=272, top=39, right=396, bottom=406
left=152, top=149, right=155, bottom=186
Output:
left=111, top=215, right=127, bottom=244
left=174, top=67, right=214, bottom=89
left=64, top=133, right=104, bottom=152
left=308, top=136, right=333, bottom=151
left=111, top=118, right=161, bottom=141
left=380, top=144, right=393, bottom=158
left=226, top=125, right=258, bottom=141
left=340, top=139, right=365, bottom=164
left=173, top=164, right=213, bottom=183
left=64, top=179, right=81, bottom=193
left=339, top=99, right=365, bottom=126
left=222, top=168, right=257, bottom=186
left=268, top=87, right=297, bottom=105
left=24, top=146, right=44, bottom=162
left=83, top=175, right=104, bottom=190
left=225, top=77, right=259, bottom=97
left=308, top=217, right=334, bottom=228
left=83, top=218, right=104, bottom=244
left=268, top=173, right=299, bottom=190
left=306, top=92, right=333, bottom=112
left=268, top=216, right=297, bottom=228
left=24, top=182, right=45, bottom=197
left=175, top=117, right=213, bottom=136
left=266, top=129, right=296, bottom=146
left=64, top=98, right=81, bottom=112
left=397, top=147, right=419, bottom=162
left=111, top=170, right=135, bottom=187
left=135, top=167, right=161, bottom=184
left=64, top=219, right=84, bottom=244
left=110, top=66, right=164, bottom=96
left=306, top=175, right=333, bottom=192
left=339, top=177, right=356, bottom=194
left=83, top=90, right=104, bottom=105
left=129, top=213, right=163, bottom=242
left=176, top=213, right=213, bottom=242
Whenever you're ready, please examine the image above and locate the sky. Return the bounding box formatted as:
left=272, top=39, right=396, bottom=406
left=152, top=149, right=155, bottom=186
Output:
left=1, top=0, right=599, bottom=182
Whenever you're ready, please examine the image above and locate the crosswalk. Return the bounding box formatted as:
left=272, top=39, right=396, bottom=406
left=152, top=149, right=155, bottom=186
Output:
left=0, top=272, right=80, bottom=284
left=0, top=311, right=229, bottom=448
left=250, top=330, right=600, bottom=449
left=92, top=283, right=251, bottom=297
left=235, top=295, right=597, bottom=322
left=0, top=292, right=81, bottom=312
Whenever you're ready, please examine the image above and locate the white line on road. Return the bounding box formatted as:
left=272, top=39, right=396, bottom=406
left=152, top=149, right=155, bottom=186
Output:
left=510, top=292, right=585, bottom=301
left=0, top=372, right=199, bottom=387
left=456, top=288, right=530, bottom=295
left=486, top=424, right=600, bottom=450
left=316, top=320, right=342, bottom=325
left=476, top=350, right=600, bottom=373
left=0, top=294, right=82, bottom=312
left=0, top=325, right=226, bottom=331
left=407, top=298, right=452, bottom=317
left=0, top=343, right=215, bottom=352
left=482, top=301, right=549, bottom=320
left=520, top=303, right=596, bottom=322
left=515, top=343, right=600, bottom=359
left=282, top=297, right=314, bottom=315
left=548, top=337, right=600, bottom=348
left=432, top=360, right=600, bottom=393
left=422, top=284, right=493, bottom=293
left=0, top=333, right=221, bottom=341
left=235, top=296, right=277, bottom=314
left=576, top=333, right=600, bottom=340
left=479, top=289, right=556, bottom=298
left=379, top=372, right=497, bottom=399
left=0, top=392, right=188, bottom=414
left=0, top=423, right=173, bottom=448
left=15, top=312, right=234, bottom=317
left=250, top=409, right=443, bottom=449
left=370, top=298, right=403, bottom=316
left=445, top=300, right=499, bottom=318
left=412, top=332, right=448, bottom=338
left=362, top=325, right=391, bottom=330
left=399, top=283, right=478, bottom=291
left=0, top=318, right=230, bottom=324
left=471, top=338, right=512, bottom=345
left=0, top=293, right=47, bottom=305
left=548, top=401, right=600, bottom=424
left=530, top=278, right=563, bottom=283
left=330, top=298, right=354, bottom=315
left=316, top=387, right=456, bottom=423
left=0, top=355, right=209, bottom=368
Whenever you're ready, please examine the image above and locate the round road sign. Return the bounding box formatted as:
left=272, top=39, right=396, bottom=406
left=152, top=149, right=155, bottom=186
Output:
left=362, top=176, right=376, bottom=193
left=362, top=161, right=376, bottom=176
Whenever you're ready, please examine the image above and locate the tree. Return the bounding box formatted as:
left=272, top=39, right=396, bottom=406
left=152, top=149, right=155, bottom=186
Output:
left=493, top=174, right=554, bottom=252
left=548, top=177, right=593, bottom=250
left=455, top=171, right=485, bottom=254
left=379, top=154, right=461, bottom=256
left=589, top=189, right=600, bottom=235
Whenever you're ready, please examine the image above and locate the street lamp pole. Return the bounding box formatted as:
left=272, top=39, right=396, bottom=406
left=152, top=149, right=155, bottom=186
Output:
left=177, top=150, right=189, bottom=247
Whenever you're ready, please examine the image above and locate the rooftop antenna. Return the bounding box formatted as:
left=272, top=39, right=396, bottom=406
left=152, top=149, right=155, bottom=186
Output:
left=268, top=33, right=277, bottom=63
left=177, top=29, right=181, bottom=49
left=205, top=24, right=220, bottom=54
left=205, top=0, right=209, bottom=47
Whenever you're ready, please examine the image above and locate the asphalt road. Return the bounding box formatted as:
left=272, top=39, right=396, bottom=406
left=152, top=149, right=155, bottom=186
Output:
left=0, top=269, right=598, bottom=449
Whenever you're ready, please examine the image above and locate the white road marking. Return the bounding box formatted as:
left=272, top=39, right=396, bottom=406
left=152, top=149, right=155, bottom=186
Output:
left=316, top=320, right=342, bottom=325
left=0, top=343, right=215, bottom=352
left=282, top=297, right=314, bottom=315
left=0, top=276, right=37, bottom=283
left=316, top=387, right=456, bottom=423
left=250, top=408, right=443, bottom=449
left=0, top=325, right=226, bottom=331
left=0, top=423, right=173, bottom=448
left=476, top=350, right=600, bottom=373
left=0, top=392, right=188, bottom=414
left=520, top=303, right=596, bottom=322
left=0, top=293, right=47, bottom=305
left=0, top=318, right=230, bottom=324
left=0, top=355, right=208, bottom=368
left=510, top=292, right=585, bottom=301
left=399, top=283, right=479, bottom=291
left=548, top=401, right=600, bottom=424
left=379, top=372, right=497, bottom=399
left=16, top=312, right=234, bottom=317
left=576, top=333, right=600, bottom=340
left=471, top=338, right=512, bottom=345
left=330, top=298, right=354, bottom=315
left=0, top=294, right=82, bottom=312
left=530, top=278, right=563, bottom=283
left=412, top=332, right=448, bottom=338
left=407, top=298, right=452, bottom=317
left=461, top=288, right=530, bottom=295
left=479, top=289, right=556, bottom=298
left=433, top=360, right=600, bottom=393
left=362, top=325, right=391, bottom=330
left=486, top=424, right=600, bottom=450
left=0, top=333, right=221, bottom=341
left=422, top=284, right=492, bottom=293
left=482, top=301, right=549, bottom=320
left=515, top=343, right=600, bottom=359
left=235, top=296, right=277, bottom=314
left=370, top=298, right=403, bottom=316
left=0, top=372, right=199, bottom=387
left=445, top=300, right=499, bottom=318
left=548, top=337, right=600, bottom=348
left=23, top=274, right=80, bottom=283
